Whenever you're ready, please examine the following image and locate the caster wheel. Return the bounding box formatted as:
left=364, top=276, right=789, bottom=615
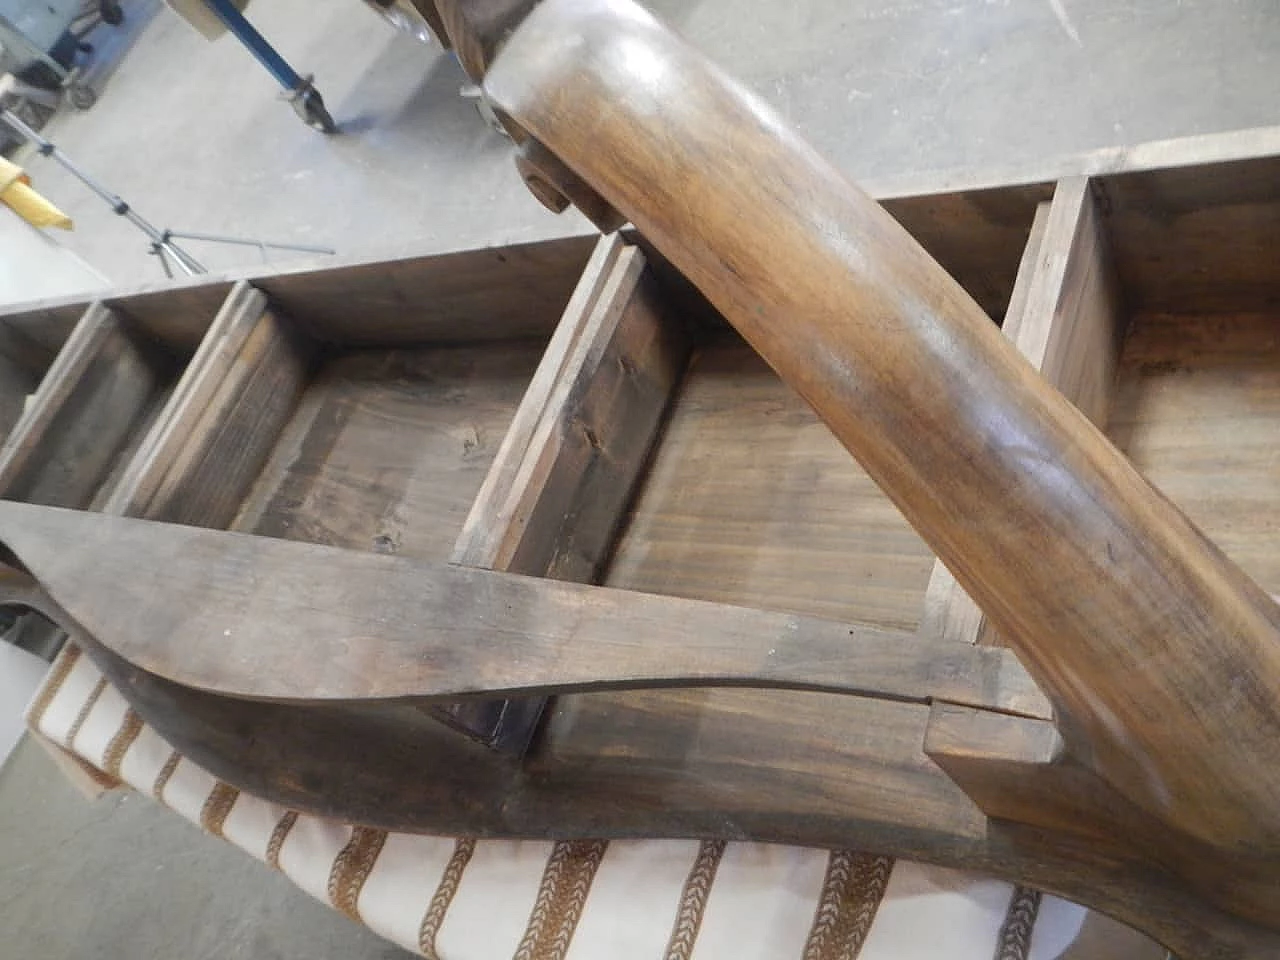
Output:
left=289, top=81, right=337, bottom=134
left=304, top=96, right=337, bottom=134
left=68, top=84, right=97, bottom=109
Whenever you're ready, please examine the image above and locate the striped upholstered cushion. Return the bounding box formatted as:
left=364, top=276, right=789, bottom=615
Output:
left=26, top=644, right=1162, bottom=960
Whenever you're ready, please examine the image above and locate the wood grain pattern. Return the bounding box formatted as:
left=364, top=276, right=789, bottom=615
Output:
left=102, top=282, right=271, bottom=518
left=443, top=239, right=690, bottom=749
left=1100, top=154, right=1280, bottom=314
left=999, top=203, right=1051, bottom=337
left=0, top=501, right=1048, bottom=715
left=0, top=236, right=597, bottom=355
left=1108, top=312, right=1280, bottom=596
left=1006, top=177, right=1127, bottom=427
left=493, top=248, right=689, bottom=580
left=607, top=338, right=934, bottom=630
left=486, top=0, right=1280, bottom=853
left=5, top=84, right=1280, bottom=953
left=233, top=340, right=542, bottom=557
left=882, top=184, right=1053, bottom=321
left=453, top=234, right=627, bottom=568
left=920, top=178, right=1126, bottom=649
left=0, top=303, right=170, bottom=508
left=444, top=235, right=628, bottom=747
left=4, top=128, right=1280, bottom=349
left=256, top=237, right=596, bottom=347
left=146, top=308, right=312, bottom=529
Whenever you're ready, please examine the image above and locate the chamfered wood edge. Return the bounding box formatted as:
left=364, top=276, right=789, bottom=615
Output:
left=445, top=236, right=695, bottom=750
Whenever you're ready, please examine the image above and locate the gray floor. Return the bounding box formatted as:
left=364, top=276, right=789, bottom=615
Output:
left=12, top=0, right=1280, bottom=287
left=1, top=0, right=1277, bottom=956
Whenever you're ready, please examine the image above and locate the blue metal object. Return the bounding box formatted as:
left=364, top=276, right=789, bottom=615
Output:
left=201, top=0, right=336, bottom=131
left=202, top=0, right=301, bottom=89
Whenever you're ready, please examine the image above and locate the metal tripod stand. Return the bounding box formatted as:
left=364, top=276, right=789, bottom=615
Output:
left=1, top=108, right=334, bottom=277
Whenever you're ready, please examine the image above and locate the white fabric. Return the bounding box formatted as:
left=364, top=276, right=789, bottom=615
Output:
left=25, top=650, right=1166, bottom=960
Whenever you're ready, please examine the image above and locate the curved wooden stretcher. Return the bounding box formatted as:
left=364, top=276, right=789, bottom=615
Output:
left=3, top=0, right=1280, bottom=956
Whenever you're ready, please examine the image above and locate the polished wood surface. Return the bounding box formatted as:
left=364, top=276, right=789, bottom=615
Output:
left=430, top=0, right=538, bottom=82
left=485, top=0, right=1280, bottom=856
left=920, top=177, right=1127, bottom=650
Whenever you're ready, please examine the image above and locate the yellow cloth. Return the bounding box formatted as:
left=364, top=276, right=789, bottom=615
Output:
left=0, top=156, right=73, bottom=230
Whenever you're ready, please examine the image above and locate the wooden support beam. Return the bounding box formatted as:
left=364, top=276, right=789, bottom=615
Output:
left=102, top=281, right=312, bottom=525
left=448, top=236, right=692, bottom=749
left=0, top=499, right=1048, bottom=716
left=485, top=0, right=1280, bottom=855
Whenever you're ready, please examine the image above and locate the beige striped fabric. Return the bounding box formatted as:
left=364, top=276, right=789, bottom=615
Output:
left=25, top=647, right=1164, bottom=960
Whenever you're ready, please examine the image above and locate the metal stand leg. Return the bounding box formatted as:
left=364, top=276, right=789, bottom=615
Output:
left=201, top=0, right=337, bottom=133
left=0, top=109, right=336, bottom=277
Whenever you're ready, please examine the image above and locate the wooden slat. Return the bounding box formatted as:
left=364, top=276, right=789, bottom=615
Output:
left=101, top=282, right=269, bottom=517
left=918, top=178, right=1126, bottom=650
left=918, top=201, right=1052, bottom=649
left=452, top=233, right=627, bottom=566
left=97, top=281, right=313, bottom=527
left=0, top=303, right=168, bottom=508
left=146, top=309, right=312, bottom=529
left=491, top=248, right=689, bottom=579
left=999, top=202, right=1052, bottom=335
left=439, top=234, right=626, bottom=749
left=0, top=500, right=1048, bottom=717
left=448, top=237, right=692, bottom=749
left=1008, top=177, right=1127, bottom=426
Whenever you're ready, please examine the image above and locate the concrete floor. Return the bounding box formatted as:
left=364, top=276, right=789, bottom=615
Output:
left=1, top=0, right=1277, bottom=956
left=11, top=0, right=1279, bottom=287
